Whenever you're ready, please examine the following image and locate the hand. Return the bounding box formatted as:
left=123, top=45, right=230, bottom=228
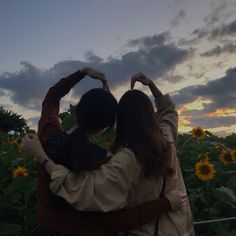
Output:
left=21, top=133, right=47, bottom=163
left=165, top=190, right=186, bottom=211
left=131, top=72, right=152, bottom=89
left=81, top=67, right=107, bottom=84
left=102, top=80, right=110, bottom=91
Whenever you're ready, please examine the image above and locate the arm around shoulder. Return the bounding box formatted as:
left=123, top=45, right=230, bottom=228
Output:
left=49, top=148, right=137, bottom=212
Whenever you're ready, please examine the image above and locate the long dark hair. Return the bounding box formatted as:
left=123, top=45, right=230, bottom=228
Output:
left=111, top=90, right=173, bottom=178
left=58, top=88, right=118, bottom=173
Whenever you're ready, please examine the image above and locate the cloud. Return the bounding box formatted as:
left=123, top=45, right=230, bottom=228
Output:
left=173, top=67, right=236, bottom=128
left=201, top=43, right=236, bottom=57
left=28, top=116, right=40, bottom=129
left=192, top=116, right=236, bottom=128
left=174, top=67, right=236, bottom=109
left=85, top=51, right=104, bottom=63
left=128, top=32, right=171, bottom=47
left=171, top=9, right=186, bottom=26
left=179, top=19, right=236, bottom=46
left=204, top=3, right=227, bottom=25
left=0, top=33, right=190, bottom=110
left=164, top=74, right=184, bottom=83
left=210, top=20, right=236, bottom=38
left=0, top=89, right=5, bottom=97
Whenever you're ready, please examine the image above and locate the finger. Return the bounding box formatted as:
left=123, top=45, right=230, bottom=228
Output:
left=131, top=78, right=136, bottom=89
left=103, top=81, right=110, bottom=91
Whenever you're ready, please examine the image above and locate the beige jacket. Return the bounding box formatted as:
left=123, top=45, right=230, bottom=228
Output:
left=48, top=94, right=195, bottom=236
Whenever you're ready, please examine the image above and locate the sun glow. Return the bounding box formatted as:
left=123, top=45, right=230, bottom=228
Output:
left=208, top=108, right=236, bottom=117
left=180, top=98, right=213, bottom=112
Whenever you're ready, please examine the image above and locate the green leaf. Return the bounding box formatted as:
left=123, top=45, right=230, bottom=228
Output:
left=61, top=114, right=75, bottom=131
left=0, top=223, right=22, bottom=236
left=227, top=176, right=236, bottom=194
left=3, top=176, right=34, bottom=200
left=215, top=186, right=236, bottom=203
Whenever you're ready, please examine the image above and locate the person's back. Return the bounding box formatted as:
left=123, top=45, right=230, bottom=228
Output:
left=23, top=72, right=194, bottom=236
left=116, top=147, right=163, bottom=235
left=110, top=89, right=177, bottom=235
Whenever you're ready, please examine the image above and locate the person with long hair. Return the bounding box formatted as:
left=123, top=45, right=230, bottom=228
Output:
left=22, top=72, right=192, bottom=235
left=34, top=67, right=187, bottom=236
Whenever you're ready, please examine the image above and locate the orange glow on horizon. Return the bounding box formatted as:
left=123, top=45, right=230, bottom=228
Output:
left=208, top=108, right=236, bottom=117
left=178, top=97, right=213, bottom=113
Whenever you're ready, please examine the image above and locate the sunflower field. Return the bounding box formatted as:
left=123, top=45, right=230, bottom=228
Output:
left=0, top=109, right=236, bottom=235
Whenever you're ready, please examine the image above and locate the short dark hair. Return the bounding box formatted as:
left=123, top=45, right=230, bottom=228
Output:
left=59, top=88, right=118, bottom=173
left=76, top=88, right=118, bottom=132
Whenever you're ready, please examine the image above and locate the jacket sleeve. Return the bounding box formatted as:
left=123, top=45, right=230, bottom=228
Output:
left=96, top=197, right=171, bottom=231
left=48, top=149, right=136, bottom=212
left=38, top=70, right=86, bottom=146
left=155, top=94, right=179, bottom=181
left=155, top=94, right=178, bottom=145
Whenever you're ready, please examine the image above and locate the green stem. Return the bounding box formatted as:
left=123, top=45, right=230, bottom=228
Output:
left=205, top=181, right=210, bottom=218
left=200, top=140, right=204, bottom=160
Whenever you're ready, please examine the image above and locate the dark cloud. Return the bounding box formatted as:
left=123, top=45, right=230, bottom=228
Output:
left=179, top=19, right=236, bottom=46
left=128, top=32, right=171, bottom=47
left=201, top=43, right=236, bottom=57
left=0, top=33, right=190, bottom=110
left=0, top=62, right=51, bottom=110
left=173, top=67, right=236, bottom=128
left=204, top=3, right=227, bottom=25
left=0, top=89, right=5, bottom=97
left=164, top=74, right=184, bottom=83
left=85, top=51, right=104, bottom=64
left=174, top=67, right=236, bottom=109
left=210, top=20, right=236, bottom=38
left=192, top=116, right=235, bottom=128
left=171, top=9, right=186, bottom=26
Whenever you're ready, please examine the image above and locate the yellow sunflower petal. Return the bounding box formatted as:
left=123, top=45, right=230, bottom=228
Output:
left=231, top=149, right=236, bottom=163
left=192, top=127, right=206, bottom=141
left=12, top=166, right=29, bottom=178
left=195, top=160, right=215, bottom=181
left=219, top=150, right=233, bottom=165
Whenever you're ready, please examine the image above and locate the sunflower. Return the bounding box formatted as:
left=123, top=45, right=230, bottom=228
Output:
left=10, top=140, right=21, bottom=151
left=231, top=149, right=236, bottom=163
left=201, top=154, right=209, bottom=161
left=12, top=166, right=29, bottom=178
left=191, top=127, right=206, bottom=141
left=195, top=160, right=215, bottom=181
left=219, top=149, right=233, bottom=165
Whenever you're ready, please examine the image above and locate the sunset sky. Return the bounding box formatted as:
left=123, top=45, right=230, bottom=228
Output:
left=0, top=0, right=236, bottom=135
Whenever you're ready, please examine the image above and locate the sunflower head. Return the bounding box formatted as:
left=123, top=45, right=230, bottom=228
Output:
left=10, top=140, right=21, bottom=151
left=195, top=160, right=215, bottom=181
left=219, top=149, right=233, bottom=165
left=12, top=166, right=29, bottom=178
left=191, top=127, right=206, bottom=141
left=231, top=149, right=236, bottom=163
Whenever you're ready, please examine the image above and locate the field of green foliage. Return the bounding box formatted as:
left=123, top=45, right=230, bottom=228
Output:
left=0, top=106, right=236, bottom=236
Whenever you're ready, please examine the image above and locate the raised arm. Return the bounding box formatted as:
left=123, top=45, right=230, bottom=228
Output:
left=38, top=67, right=108, bottom=147
left=131, top=72, right=162, bottom=99
left=131, top=72, right=178, bottom=144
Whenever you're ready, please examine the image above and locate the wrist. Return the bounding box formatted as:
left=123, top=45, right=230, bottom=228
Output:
left=42, top=158, right=50, bottom=169
left=37, top=152, right=48, bottom=164
left=80, top=67, right=88, bottom=76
